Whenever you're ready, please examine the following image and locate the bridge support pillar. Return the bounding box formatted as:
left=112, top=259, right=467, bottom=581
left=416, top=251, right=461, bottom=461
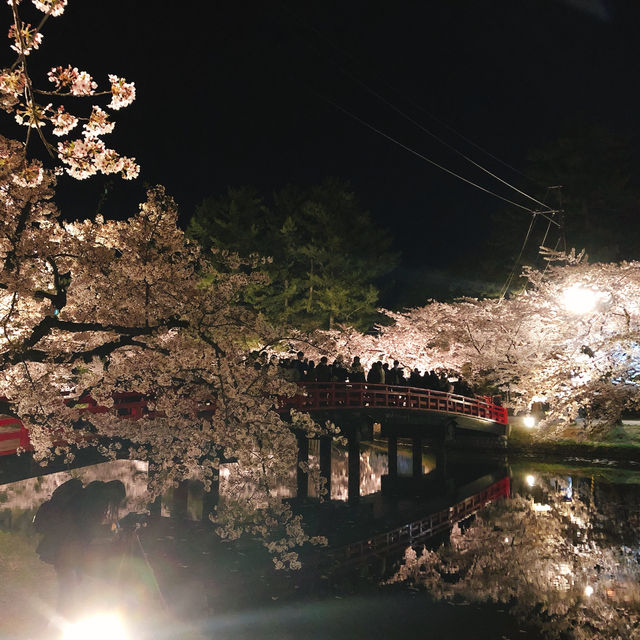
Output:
left=172, top=480, right=189, bottom=519
left=296, top=433, right=309, bottom=499
left=202, top=472, right=219, bottom=522
left=148, top=495, right=161, bottom=518
left=412, top=436, right=422, bottom=479
left=387, top=434, right=398, bottom=479
left=348, top=428, right=361, bottom=505
left=319, top=436, right=332, bottom=499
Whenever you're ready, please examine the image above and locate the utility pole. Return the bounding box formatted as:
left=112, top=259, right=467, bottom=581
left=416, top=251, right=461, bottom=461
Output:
left=548, top=185, right=565, bottom=251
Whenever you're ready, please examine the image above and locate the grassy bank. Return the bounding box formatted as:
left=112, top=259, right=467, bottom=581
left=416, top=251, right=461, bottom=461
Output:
left=506, top=421, right=640, bottom=466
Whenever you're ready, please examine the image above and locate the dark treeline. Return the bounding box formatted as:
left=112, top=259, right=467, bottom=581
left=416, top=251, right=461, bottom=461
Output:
left=187, top=179, right=398, bottom=331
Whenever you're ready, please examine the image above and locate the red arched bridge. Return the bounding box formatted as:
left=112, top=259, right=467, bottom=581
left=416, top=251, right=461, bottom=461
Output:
left=280, top=382, right=507, bottom=427
left=0, top=383, right=508, bottom=457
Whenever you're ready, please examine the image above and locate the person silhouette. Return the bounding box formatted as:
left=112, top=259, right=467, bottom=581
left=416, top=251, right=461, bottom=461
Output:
left=34, top=479, right=126, bottom=617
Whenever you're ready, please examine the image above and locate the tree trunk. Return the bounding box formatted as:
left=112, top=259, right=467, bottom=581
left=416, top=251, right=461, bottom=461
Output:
left=306, top=259, right=314, bottom=313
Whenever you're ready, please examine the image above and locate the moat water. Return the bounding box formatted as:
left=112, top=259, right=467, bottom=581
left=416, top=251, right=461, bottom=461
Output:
left=1, top=443, right=639, bottom=639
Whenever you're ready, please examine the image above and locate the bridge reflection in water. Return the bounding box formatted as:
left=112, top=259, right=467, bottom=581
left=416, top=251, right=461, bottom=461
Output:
left=0, top=441, right=508, bottom=565
left=0, top=443, right=512, bottom=638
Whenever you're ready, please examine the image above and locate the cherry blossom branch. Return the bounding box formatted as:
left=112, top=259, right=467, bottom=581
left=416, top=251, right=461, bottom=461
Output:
left=2, top=0, right=139, bottom=179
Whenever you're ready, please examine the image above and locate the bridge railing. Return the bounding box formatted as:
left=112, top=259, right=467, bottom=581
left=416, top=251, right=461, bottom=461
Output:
left=1, top=381, right=508, bottom=457
left=280, top=382, right=508, bottom=425
left=341, top=476, right=510, bottom=562
left=0, top=416, right=31, bottom=456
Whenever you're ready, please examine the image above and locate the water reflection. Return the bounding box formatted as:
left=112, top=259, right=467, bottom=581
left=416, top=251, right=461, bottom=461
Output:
left=390, top=465, right=640, bottom=640
left=217, top=441, right=432, bottom=505
left=2, top=452, right=640, bottom=639
left=0, top=459, right=149, bottom=519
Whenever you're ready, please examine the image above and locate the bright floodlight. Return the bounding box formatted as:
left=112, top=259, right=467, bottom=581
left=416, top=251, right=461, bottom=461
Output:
left=526, top=474, right=536, bottom=487
left=562, top=285, right=600, bottom=314
left=584, top=585, right=594, bottom=597
left=523, top=415, right=536, bottom=428
left=62, top=613, right=128, bottom=640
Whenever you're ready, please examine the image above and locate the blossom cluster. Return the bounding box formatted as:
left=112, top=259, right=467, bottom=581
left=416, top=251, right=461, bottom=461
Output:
left=47, top=65, right=97, bottom=96
left=57, top=137, right=139, bottom=180
left=6, top=0, right=67, bottom=17
left=0, top=68, right=24, bottom=109
left=107, top=75, right=135, bottom=110
left=32, top=0, right=67, bottom=16
left=8, top=21, right=41, bottom=55
left=49, top=105, right=76, bottom=135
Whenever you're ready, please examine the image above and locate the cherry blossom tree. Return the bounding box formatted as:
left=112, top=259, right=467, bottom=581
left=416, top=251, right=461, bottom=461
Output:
left=0, top=1, right=337, bottom=568
left=0, top=137, right=336, bottom=566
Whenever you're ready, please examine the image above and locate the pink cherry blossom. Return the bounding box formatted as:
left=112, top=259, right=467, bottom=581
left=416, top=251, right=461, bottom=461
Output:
left=47, top=65, right=97, bottom=96
left=83, top=105, right=114, bottom=138
left=49, top=105, right=78, bottom=136
left=8, top=22, right=42, bottom=55
left=14, top=101, right=49, bottom=127
left=118, top=156, right=139, bottom=180
left=0, top=68, right=25, bottom=111
left=107, top=74, right=135, bottom=110
left=71, top=70, right=97, bottom=96
left=32, top=0, right=67, bottom=16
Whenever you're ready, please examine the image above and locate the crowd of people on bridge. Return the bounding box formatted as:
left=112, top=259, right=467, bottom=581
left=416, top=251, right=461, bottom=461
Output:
left=252, top=351, right=478, bottom=398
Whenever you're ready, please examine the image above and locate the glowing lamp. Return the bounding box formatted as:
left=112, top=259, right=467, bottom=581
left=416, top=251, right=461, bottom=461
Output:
left=62, top=613, right=129, bottom=640
left=561, top=285, right=601, bottom=314
left=584, top=585, right=594, bottom=597
left=526, top=474, right=536, bottom=487
left=523, top=415, right=536, bottom=428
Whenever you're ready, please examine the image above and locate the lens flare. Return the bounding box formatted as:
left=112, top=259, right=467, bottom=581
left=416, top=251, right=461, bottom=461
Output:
left=562, top=286, right=601, bottom=314
left=62, top=613, right=128, bottom=640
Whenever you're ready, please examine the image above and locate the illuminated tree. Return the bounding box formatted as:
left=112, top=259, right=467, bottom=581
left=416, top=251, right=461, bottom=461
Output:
left=0, top=2, right=334, bottom=568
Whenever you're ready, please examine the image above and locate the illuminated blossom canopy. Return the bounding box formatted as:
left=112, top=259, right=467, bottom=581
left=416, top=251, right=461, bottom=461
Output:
left=0, top=136, right=335, bottom=567
left=298, top=252, right=640, bottom=437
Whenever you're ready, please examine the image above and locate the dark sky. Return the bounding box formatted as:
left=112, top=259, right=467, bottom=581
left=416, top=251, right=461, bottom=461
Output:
left=9, top=0, right=640, bottom=269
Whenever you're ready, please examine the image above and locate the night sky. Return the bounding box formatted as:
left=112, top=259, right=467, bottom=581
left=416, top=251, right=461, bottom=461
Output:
left=9, top=0, right=640, bottom=271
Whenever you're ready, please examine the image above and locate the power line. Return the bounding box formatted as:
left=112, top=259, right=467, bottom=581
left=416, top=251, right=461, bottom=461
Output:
left=315, top=90, right=560, bottom=224
left=499, top=187, right=564, bottom=299
left=283, top=4, right=544, bottom=189
left=280, top=7, right=555, bottom=215
left=333, top=66, right=554, bottom=213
